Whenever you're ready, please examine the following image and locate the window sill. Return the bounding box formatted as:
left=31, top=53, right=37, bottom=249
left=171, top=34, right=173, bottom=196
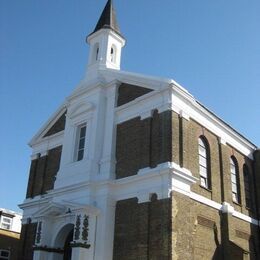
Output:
left=199, top=185, right=212, bottom=192
left=232, top=201, right=242, bottom=207
left=245, top=206, right=253, bottom=212
left=71, top=157, right=87, bottom=165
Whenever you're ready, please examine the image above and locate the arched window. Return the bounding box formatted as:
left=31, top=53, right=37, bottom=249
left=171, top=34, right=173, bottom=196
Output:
left=198, top=137, right=210, bottom=189
left=110, top=45, right=116, bottom=63
left=92, top=43, right=99, bottom=62
left=96, top=47, right=99, bottom=61
left=243, top=164, right=251, bottom=208
left=230, top=157, right=240, bottom=203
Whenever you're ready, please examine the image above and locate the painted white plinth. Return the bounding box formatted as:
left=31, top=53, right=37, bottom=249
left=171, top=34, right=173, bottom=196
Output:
left=33, top=251, right=50, bottom=260
left=72, top=247, right=92, bottom=260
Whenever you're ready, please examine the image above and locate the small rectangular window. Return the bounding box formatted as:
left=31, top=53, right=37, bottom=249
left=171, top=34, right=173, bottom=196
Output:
left=198, top=137, right=210, bottom=189
left=75, top=124, right=87, bottom=161
left=230, top=157, right=240, bottom=203
left=0, top=217, right=12, bottom=230
left=0, top=250, right=10, bottom=260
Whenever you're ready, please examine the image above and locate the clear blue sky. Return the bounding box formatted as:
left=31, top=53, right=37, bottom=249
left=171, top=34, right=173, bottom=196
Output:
left=0, top=0, right=259, bottom=212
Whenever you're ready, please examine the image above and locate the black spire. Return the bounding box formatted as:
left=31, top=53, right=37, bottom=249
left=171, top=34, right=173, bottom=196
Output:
left=91, top=0, right=121, bottom=35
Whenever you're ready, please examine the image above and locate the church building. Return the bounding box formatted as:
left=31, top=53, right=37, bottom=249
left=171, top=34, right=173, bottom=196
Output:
left=19, top=1, right=260, bottom=259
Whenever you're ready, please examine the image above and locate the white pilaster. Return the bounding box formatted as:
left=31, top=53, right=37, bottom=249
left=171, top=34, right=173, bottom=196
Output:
left=100, top=83, right=118, bottom=178
left=94, top=195, right=116, bottom=260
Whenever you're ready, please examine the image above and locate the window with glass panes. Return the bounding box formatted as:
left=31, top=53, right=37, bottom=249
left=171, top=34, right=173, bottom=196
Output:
left=230, top=157, right=239, bottom=203
left=76, top=124, right=86, bottom=161
left=0, top=216, right=12, bottom=230
left=0, top=250, right=10, bottom=260
left=198, top=137, right=209, bottom=188
left=243, top=165, right=251, bottom=208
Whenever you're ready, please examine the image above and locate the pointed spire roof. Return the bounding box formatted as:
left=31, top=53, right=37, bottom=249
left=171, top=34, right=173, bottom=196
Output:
left=91, top=0, right=122, bottom=36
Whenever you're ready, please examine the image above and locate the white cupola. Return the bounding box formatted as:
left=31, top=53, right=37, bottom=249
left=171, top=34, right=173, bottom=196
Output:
left=85, top=0, right=126, bottom=80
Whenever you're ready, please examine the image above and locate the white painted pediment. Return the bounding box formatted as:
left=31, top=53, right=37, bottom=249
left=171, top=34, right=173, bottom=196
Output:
left=32, top=200, right=100, bottom=218
left=29, top=104, right=67, bottom=147
left=33, top=202, right=67, bottom=218
left=67, top=101, right=95, bottom=120
left=100, top=68, right=173, bottom=91
left=62, top=201, right=100, bottom=216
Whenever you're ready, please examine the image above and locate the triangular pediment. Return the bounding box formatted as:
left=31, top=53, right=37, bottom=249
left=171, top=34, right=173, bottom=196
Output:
left=43, top=112, right=66, bottom=138
left=100, top=68, right=174, bottom=91
left=33, top=201, right=100, bottom=218
left=33, top=202, right=67, bottom=218
left=29, top=104, right=67, bottom=147
left=67, top=101, right=94, bottom=120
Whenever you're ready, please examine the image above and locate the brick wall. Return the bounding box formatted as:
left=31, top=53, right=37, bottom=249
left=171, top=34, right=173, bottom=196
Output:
left=172, top=192, right=260, bottom=260
left=116, top=110, right=172, bottom=178
left=44, top=112, right=66, bottom=137
left=180, top=117, right=222, bottom=202
left=117, top=83, right=153, bottom=107
left=42, top=146, right=62, bottom=192
left=26, top=146, right=62, bottom=198
left=19, top=223, right=37, bottom=260
left=176, top=115, right=257, bottom=218
left=113, top=197, right=171, bottom=260
left=113, top=192, right=259, bottom=260
left=0, top=229, right=20, bottom=260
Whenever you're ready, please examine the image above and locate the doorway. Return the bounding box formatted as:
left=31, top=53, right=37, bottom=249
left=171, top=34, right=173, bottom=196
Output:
left=63, top=229, right=73, bottom=260
left=53, top=223, right=74, bottom=260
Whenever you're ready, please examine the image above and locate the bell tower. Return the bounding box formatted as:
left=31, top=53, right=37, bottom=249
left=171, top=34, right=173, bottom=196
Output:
left=86, top=0, right=126, bottom=80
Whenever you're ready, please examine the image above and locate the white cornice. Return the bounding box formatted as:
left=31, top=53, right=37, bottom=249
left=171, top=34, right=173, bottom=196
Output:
left=101, top=69, right=172, bottom=91
left=170, top=84, right=256, bottom=157
left=68, top=79, right=105, bottom=102
left=20, top=162, right=260, bottom=227
left=102, top=67, right=256, bottom=156
left=87, top=28, right=126, bottom=46
left=30, top=131, right=64, bottom=156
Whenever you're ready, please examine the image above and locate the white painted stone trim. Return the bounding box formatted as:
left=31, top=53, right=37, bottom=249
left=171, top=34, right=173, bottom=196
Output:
left=20, top=162, right=260, bottom=228
left=172, top=182, right=260, bottom=226
left=232, top=210, right=259, bottom=225
left=221, top=201, right=235, bottom=214
left=29, top=105, right=67, bottom=146
left=31, top=131, right=64, bottom=156
left=104, top=68, right=256, bottom=156
left=115, top=88, right=170, bottom=123
left=110, top=75, right=255, bottom=158
left=170, top=85, right=255, bottom=156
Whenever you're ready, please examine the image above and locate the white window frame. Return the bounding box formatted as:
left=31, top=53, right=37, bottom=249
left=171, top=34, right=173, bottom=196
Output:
left=198, top=137, right=210, bottom=189
left=66, top=101, right=94, bottom=165
left=0, top=249, right=10, bottom=260
left=92, top=42, right=99, bottom=63
left=230, top=157, right=239, bottom=203
left=0, top=216, right=12, bottom=230
left=74, top=123, right=87, bottom=162
left=110, top=45, right=117, bottom=63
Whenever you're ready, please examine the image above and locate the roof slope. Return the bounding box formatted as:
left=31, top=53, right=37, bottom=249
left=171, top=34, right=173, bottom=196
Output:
left=92, top=0, right=121, bottom=35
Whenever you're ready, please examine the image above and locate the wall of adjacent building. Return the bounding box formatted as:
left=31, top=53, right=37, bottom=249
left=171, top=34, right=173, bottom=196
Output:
left=0, top=229, right=20, bottom=260
left=0, top=209, right=22, bottom=260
